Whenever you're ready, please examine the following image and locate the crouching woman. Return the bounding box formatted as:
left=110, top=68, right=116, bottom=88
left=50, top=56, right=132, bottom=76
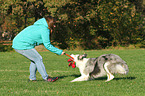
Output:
left=12, top=16, right=65, bottom=82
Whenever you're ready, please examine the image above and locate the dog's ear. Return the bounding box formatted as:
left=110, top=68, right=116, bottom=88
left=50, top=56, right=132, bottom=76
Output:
left=78, top=54, right=87, bottom=60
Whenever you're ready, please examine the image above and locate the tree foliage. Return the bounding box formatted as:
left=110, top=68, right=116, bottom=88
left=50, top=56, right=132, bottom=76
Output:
left=0, top=0, right=144, bottom=50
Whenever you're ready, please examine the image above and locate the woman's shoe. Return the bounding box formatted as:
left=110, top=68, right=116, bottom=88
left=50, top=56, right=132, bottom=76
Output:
left=45, top=76, right=58, bottom=82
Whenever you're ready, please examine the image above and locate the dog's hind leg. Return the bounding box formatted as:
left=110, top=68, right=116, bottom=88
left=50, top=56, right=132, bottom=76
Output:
left=104, top=62, right=114, bottom=82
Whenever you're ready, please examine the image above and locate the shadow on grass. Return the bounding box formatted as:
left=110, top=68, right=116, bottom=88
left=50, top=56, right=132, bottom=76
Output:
left=27, top=74, right=136, bottom=82
left=67, top=74, right=136, bottom=81
left=27, top=75, right=73, bottom=82
left=114, top=77, right=136, bottom=81
left=59, top=74, right=136, bottom=81
left=93, top=77, right=136, bottom=81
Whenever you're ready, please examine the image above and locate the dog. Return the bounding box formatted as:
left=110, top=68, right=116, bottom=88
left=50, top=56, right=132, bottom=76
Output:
left=69, top=54, right=129, bottom=82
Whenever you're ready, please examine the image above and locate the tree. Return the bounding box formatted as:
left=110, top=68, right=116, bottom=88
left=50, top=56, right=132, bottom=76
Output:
left=0, top=0, right=144, bottom=49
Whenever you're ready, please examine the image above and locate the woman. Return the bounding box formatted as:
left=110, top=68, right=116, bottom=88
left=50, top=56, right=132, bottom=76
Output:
left=12, top=16, right=65, bottom=82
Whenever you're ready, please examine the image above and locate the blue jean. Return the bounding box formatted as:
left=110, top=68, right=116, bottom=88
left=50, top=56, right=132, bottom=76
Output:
left=15, top=48, right=48, bottom=80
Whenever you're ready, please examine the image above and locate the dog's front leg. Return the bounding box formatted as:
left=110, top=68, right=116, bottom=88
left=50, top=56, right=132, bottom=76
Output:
left=104, top=62, right=114, bottom=82
left=71, top=74, right=89, bottom=82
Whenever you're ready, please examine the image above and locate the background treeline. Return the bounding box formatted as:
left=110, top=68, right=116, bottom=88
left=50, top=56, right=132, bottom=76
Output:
left=0, top=0, right=145, bottom=51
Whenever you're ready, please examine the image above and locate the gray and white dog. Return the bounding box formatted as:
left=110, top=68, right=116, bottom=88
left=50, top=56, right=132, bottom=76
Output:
left=70, top=54, right=129, bottom=82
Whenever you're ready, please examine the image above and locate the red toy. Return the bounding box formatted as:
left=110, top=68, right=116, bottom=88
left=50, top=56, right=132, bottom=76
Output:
left=65, top=53, right=76, bottom=68
left=67, top=59, right=76, bottom=68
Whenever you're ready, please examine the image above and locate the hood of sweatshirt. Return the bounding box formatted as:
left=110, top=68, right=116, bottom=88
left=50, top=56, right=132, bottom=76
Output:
left=34, top=18, right=48, bottom=28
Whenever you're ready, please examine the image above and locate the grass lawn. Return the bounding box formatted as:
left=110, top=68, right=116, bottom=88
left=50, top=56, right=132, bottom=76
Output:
left=0, top=49, right=145, bottom=96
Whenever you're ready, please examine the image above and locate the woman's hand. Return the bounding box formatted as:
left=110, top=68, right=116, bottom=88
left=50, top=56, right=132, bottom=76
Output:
left=61, top=52, right=65, bottom=55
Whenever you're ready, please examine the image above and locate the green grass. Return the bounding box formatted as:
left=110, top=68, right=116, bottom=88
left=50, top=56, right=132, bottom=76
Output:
left=0, top=49, right=145, bottom=96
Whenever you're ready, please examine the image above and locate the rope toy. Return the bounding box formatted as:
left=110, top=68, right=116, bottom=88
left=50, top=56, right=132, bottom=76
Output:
left=64, top=53, right=76, bottom=68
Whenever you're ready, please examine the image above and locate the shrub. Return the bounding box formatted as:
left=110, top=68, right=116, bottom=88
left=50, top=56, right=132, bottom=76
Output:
left=53, top=0, right=143, bottom=49
left=0, top=45, right=14, bottom=52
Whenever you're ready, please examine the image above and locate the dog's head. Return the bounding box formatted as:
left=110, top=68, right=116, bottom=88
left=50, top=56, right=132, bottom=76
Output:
left=115, top=63, right=129, bottom=75
left=70, top=54, right=87, bottom=61
left=69, top=54, right=87, bottom=68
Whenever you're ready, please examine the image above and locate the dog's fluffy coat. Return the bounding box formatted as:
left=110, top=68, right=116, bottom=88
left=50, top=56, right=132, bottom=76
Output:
left=70, top=54, right=129, bottom=82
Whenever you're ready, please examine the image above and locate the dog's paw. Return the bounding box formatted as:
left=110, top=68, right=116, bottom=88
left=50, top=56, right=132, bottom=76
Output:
left=70, top=80, right=77, bottom=82
left=105, top=74, right=114, bottom=82
left=105, top=79, right=112, bottom=82
left=70, top=78, right=82, bottom=82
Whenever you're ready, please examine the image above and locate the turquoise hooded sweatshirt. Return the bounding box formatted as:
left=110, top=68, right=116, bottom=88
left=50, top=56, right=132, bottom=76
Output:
left=12, top=18, right=63, bottom=55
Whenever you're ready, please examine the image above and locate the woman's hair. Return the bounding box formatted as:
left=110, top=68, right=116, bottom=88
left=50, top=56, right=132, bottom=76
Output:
left=44, top=15, right=56, bottom=31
